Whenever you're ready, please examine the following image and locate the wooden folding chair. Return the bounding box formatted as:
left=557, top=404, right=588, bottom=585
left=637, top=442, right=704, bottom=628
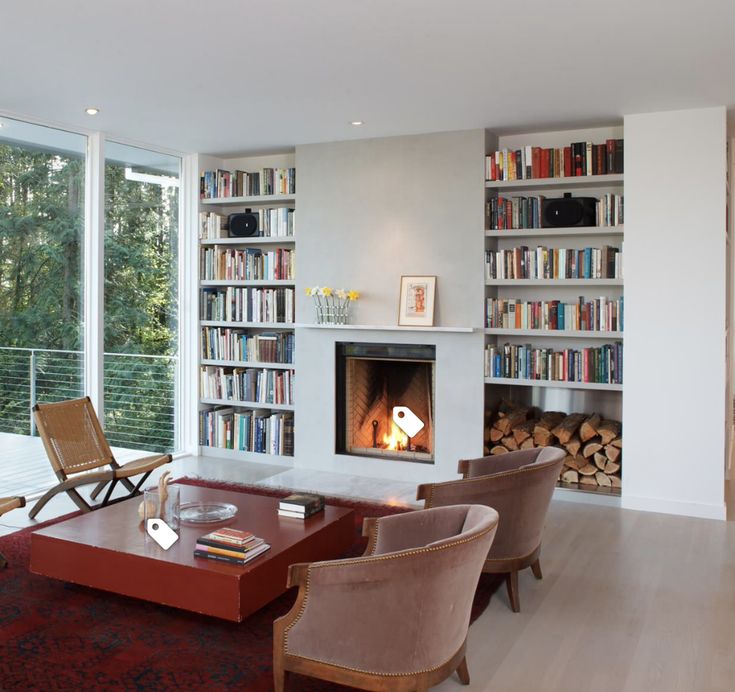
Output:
left=30, top=397, right=172, bottom=519
left=0, top=496, right=26, bottom=568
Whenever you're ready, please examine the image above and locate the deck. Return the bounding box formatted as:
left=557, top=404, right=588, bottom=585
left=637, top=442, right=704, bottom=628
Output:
left=0, top=432, right=152, bottom=498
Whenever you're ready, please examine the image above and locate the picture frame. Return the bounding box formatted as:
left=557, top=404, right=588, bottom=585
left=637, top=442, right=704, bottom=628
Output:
left=398, top=275, right=436, bottom=327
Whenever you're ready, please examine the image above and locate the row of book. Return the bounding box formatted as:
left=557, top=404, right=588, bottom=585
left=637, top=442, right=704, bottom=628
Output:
left=200, top=168, right=295, bottom=199
left=194, top=527, right=270, bottom=566
left=485, top=246, right=622, bottom=280
left=486, top=140, right=624, bottom=181
left=486, top=296, right=624, bottom=332
left=199, top=209, right=295, bottom=240
left=484, top=342, right=623, bottom=385
left=200, top=247, right=295, bottom=282
left=199, top=406, right=294, bottom=456
left=201, top=328, right=294, bottom=364
left=487, top=194, right=624, bottom=230
left=200, top=287, right=294, bottom=323
left=278, top=493, right=325, bottom=519
left=200, top=366, right=294, bottom=405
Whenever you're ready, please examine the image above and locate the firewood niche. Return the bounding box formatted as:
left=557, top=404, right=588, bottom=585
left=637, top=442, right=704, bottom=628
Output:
left=485, top=401, right=622, bottom=493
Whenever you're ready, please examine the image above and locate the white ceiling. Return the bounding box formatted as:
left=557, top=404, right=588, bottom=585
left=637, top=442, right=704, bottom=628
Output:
left=1, top=0, right=734, bottom=156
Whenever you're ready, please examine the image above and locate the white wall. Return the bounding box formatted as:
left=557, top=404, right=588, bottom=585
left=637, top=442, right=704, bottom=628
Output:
left=293, top=130, right=486, bottom=483
left=623, top=107, right=727, bottom=519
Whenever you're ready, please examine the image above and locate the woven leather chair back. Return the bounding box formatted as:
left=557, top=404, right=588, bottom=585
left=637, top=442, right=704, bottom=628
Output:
left=33, top=397, right=115, bottom=476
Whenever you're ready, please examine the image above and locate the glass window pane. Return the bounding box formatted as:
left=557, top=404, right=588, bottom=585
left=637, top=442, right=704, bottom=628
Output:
left=0, top=116, right=86, bottom=495
left=104, top=142, right=179, bottom=453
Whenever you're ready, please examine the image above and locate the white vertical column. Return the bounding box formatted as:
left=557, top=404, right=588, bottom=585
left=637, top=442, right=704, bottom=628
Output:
left=178, top=153, right=201, bottom=454
left=84, top=132, right=105, bottom=417
left=623, top=107, right=727, bottom=519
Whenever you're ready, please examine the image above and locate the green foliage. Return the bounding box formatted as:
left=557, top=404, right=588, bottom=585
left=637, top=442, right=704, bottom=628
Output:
left=0, top=141, right=178, bottom=453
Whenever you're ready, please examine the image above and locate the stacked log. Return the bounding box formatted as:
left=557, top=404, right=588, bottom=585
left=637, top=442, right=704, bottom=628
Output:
left=484, top=401, right=622, bottom=490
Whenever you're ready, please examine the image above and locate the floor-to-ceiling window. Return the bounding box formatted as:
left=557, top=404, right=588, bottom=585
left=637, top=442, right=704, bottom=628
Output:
left=104, top=142, right=179, bottom=453
left=0, top=118, right=86, bottom=494
left=0, top=116, right=183, bottom=497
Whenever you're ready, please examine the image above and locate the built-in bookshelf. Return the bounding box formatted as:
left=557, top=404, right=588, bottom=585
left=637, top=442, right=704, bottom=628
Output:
left=197, top=152, right=296, bottom=461
left=484, top=126, right=624, bottom=496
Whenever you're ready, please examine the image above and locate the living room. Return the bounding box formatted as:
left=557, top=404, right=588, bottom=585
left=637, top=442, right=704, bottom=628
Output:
left=1, top=2, right=734, bottom=691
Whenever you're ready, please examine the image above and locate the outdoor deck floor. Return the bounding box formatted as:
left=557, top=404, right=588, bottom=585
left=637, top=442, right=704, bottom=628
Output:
left=0, top=432, right=149, bottom=498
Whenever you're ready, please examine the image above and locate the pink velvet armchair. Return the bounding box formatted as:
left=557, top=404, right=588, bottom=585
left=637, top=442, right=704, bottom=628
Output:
left=417, top=446, right=565, bottom=612
left=273, top=504, right=499, bottom=691
left=0, top=496, right=25, bottom=568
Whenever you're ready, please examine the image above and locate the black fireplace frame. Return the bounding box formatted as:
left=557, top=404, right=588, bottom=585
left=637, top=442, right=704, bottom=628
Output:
left=335, top=342, right=436, bottom=462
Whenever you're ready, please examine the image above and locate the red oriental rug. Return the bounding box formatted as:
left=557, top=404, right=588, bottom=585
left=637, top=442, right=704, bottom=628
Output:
left=0, top=479, right=499, bottom=691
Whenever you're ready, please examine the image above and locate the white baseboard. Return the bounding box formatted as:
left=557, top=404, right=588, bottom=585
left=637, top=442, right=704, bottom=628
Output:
left=553, top=487, right=622, bottom=508
left=621, top=495, right=726, bottom=521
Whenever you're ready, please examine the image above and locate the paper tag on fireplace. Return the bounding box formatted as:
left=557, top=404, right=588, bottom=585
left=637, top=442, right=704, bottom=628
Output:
left=393, top=406, right=425, bottom=438
left=146, top=518, right=179, bottom=550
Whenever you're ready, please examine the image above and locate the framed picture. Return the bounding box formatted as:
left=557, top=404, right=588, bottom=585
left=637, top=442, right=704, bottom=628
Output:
left=398, top=275, right=436, bottom=327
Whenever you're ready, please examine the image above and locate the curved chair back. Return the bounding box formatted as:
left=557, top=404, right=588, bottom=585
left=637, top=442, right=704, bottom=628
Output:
left=277, top=504, right=498, bottom=685
left=421, top=447, right=565, bottom=561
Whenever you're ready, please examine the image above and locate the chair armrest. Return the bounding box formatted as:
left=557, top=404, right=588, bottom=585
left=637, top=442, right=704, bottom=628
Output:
left=286, top=562, right=310, bottom=588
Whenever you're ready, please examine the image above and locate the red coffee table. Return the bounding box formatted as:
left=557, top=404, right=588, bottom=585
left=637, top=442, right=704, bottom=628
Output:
left=30, top=486, right=355, bottom=622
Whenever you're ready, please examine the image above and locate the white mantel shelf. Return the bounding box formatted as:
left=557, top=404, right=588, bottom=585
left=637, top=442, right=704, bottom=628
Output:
left=295, top=323, right=477, bottom=333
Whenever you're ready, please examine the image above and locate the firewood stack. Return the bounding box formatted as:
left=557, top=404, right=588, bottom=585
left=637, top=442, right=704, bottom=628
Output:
left=484, top=402, right=622, bottom=490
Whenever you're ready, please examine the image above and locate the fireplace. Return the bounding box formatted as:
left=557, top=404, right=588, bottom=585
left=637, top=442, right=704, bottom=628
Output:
left=336, top=342, right=435, bottom=463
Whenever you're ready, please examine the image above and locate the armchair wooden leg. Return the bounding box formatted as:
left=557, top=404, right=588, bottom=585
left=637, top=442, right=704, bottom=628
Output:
left=506, top=570, right=521, bottom=612
left=273, top=664, right=286, bottom=692
left=456, top=655, right=470, bottom=685
left=530, top=558, right=543, bottom=580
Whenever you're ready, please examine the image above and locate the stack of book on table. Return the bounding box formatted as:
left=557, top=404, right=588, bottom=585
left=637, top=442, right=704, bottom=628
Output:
left=193, top=527, right=270, bottom=565
left=278, top=493, right=325, bottom=519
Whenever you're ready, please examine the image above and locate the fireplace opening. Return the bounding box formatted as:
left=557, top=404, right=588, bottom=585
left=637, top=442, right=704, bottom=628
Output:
left=336, top=342, right=435, bottom=463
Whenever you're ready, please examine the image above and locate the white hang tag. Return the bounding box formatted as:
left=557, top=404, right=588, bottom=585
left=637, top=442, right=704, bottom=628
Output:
left=393, top=406, right=425, bottom=438
left=146, top=518, right=179, bottom=550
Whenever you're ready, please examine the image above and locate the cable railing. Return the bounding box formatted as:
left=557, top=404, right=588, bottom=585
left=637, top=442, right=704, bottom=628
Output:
left=0, top=347, right=176, bottom=453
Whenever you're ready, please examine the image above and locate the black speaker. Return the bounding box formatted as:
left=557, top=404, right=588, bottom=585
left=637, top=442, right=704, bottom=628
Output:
left=542, top=194, right=597, bottom=228
left=228, top=211, right=259, bottom=237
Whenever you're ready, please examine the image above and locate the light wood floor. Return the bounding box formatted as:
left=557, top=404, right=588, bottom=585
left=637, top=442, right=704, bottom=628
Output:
left=441, top=498, right=735, bottom=692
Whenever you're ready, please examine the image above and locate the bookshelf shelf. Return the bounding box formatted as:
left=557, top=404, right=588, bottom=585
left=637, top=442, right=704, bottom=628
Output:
left=295, top=323, right=476, bottom=333
left=200, top=280, right=295, bottom=287
left=483, top=328, right=623, bottom=339
left=199, top=236, right=295, bottom=246
left=484, top=377, right=622, bottom=392
left=201, top=193, right=296, bottom=206
left=485, top=226, right=623, bottom=238
left=200, top=398, right=295, bottom=411
left=200, top=321, right=294, bottom=329
left=200, top=359, right=295, bottom=370
left=485, top=173, right=623, bottom=191
left=485, top=279, right=623, bottom=286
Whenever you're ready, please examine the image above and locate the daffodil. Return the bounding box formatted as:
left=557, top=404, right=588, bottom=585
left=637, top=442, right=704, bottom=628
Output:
left=336, top=288, right=347, bottom=300
left=321, top=286, right=334, bottom=297
left=305, top=287, right=314, bottom=296
left=347, top=290, right=360, bottom=301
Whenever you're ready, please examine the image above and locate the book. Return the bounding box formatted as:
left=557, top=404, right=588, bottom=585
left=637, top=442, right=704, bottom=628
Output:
left=196, top=535, right=264, bottom=552
left=194, top=540, right=264, bottom=559
left=278, top=508, right=321, bottom=519
left=200, top=527, right=254, bottom=547
left=278, top=493, right=325, bottom=514
left=194, top=543, right=271, bottom=565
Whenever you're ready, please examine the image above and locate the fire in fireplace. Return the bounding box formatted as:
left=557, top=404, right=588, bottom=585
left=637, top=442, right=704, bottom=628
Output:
left=335, top=342, right=435, bottom=463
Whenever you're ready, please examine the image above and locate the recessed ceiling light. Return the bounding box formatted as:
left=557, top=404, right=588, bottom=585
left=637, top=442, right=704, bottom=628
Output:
left=85, top=107, right=100, bottom=116
left=350, top=120, right=364, bottom=126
